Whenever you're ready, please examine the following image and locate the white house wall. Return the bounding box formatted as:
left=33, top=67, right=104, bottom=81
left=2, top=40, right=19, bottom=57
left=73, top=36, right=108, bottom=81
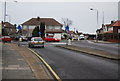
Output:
left=54, top=33, right=62, bottom=40
left=108, top=27, right=113, bottom=31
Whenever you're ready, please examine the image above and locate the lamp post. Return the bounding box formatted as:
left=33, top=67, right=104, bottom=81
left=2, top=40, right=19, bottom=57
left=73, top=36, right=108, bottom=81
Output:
left=90, top=8, right=98, bottom=42
left=4, top=1, right=7, bottom=22
left=4, top=0, right=18, bottom=22
left=102, top=11, right=105, bottom=41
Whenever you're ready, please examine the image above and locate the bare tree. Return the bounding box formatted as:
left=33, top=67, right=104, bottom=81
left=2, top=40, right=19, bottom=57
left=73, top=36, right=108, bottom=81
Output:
left=62, top=18, right=72, bottom=27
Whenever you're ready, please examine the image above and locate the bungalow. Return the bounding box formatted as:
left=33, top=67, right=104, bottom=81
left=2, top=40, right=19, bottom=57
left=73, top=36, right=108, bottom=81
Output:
left=21, top=17, right=63, bottom=39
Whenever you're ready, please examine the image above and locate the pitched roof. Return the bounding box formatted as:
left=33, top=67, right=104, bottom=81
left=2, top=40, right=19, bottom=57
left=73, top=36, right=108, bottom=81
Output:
left=97, top=28, right=103, bottom=31
left=22, top=18, right=63, bottom=26
left=3, top=22, right=16, bottom=28
left=104, top=30, right=113, bottom=33
left=110, top=20, right=120, bottom=26
left=104, top=24, right=111, bottom=27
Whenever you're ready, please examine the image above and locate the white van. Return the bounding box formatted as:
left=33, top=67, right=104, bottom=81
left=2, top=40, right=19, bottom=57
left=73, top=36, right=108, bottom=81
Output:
left=80, top=34, right=85, bottom=40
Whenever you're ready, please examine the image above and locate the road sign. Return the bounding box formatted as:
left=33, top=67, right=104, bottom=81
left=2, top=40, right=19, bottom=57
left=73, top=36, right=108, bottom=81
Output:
left=65, top=25, right=69, bottom=31
left=17, top=25, right=22, bottom=30
left=38, top=32, right=41, bottom=34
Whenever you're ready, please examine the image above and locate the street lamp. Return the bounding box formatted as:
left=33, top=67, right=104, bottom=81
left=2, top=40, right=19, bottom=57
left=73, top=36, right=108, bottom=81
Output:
left=4, top=0, right=18, bottom=22
left=102, top=11, right=105, bottom=41
left=90, top=8, right=98, bottom=42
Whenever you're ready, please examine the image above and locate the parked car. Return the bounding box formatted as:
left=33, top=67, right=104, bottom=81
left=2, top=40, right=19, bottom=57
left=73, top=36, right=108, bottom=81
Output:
left=43, top=37, right=60, bottom=42
left=80, top=34, right=85, bottom=40
left=80, top=36, right=85, bottom=40
left=0, top=36, right=13, bottom=42
left=28, top=37, right=44, bottom=48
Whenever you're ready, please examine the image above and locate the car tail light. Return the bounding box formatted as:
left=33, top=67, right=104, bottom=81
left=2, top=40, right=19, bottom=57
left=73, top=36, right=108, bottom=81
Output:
left=31, top=42, right=35, bottom=44
left=41, top=42, right=44, bottom=44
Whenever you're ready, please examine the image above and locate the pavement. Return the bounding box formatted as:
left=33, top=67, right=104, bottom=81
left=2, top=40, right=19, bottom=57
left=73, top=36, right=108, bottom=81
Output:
left=56, top=44, right=120, bottom=60
left=2, top=42, right=53, bottom=80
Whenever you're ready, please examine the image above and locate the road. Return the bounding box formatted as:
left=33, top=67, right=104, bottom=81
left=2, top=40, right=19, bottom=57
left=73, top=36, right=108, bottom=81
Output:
left=72, top=40, right=119, bottom=55
left=12, top=41, right=119, bottom=80
left=31, top=43, right=118, bottom=80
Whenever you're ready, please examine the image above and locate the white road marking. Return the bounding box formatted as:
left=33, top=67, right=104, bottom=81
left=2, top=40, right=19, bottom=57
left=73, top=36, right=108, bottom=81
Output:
left=46, top=42, right=66, bottom=45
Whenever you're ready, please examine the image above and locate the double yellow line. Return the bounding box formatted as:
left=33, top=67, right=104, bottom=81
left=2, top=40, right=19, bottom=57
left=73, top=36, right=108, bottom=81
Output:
left=28, top=48, right=62, bottom=81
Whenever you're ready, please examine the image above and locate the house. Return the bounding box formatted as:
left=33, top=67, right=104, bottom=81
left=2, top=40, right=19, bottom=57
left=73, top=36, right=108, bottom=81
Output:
left=21, top=17, right=63, bottom=39
left=96, top=28, right=103, bottom=40
left=97, top=20, right=120, bottom=42
left=2, top=22, right=16, bottom=36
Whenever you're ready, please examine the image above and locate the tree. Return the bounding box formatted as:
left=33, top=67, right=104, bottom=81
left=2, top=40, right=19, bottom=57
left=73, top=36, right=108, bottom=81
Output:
left=32, top=26, right=39, bottom=37
left=62, top=18, right=72, bottom=39
left=2, top=28, right=8, bottom=36
left=40, top=22, right=45, bottom=38
left=62, top=18, right=72, bottom=27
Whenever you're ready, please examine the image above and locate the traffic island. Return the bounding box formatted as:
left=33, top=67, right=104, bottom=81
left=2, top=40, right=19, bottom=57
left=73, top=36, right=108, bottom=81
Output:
left=56, top=45, right=120, bottom=60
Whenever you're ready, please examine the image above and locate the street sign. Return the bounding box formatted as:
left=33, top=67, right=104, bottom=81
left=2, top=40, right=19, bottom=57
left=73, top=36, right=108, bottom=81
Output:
left=65, top=25, right=69, bottom=31
left=17, top=25, right=22, bottom=30
left=38, top=32, right=41, bottom=34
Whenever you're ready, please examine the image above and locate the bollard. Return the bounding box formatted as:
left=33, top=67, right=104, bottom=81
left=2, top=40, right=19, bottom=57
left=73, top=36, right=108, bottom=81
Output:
left=68, top=39, right=71, bottom=45
left=78, top=37, right=80, bottom=41
left=18, top=37, right=22, bottom=46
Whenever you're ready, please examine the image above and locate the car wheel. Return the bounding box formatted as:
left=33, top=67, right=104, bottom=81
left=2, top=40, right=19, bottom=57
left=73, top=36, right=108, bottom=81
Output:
left=42, top=46, right=44, bottom=48
left=29, top=44, right=31, bottom=48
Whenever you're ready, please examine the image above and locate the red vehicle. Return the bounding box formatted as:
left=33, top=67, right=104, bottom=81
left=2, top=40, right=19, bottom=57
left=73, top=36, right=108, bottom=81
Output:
left=0, top=36, right=12, bottom=42
left=43, top=37, right=60, bottom=42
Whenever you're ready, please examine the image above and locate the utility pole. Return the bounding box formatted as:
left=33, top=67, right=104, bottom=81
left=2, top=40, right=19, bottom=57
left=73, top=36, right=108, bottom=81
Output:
left=90, top=8, right=99, bottom=42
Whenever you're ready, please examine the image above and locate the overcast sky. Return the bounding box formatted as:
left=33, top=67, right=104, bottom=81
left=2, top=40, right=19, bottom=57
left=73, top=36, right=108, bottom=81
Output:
left=0, top=0, right=119, bottom=34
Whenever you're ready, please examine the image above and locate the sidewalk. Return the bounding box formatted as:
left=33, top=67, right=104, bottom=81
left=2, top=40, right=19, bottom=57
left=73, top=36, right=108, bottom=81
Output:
left=2, top=43, right=53, bottom=80
left=56, top=45, right=120, bottom=60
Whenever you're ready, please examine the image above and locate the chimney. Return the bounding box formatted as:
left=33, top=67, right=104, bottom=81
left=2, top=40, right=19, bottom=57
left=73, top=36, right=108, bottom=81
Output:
left=111, top=20, right=114, bottom=24
left=102, top=24, right=104, bottom=28
left=37, top=16, right=40, bottom=21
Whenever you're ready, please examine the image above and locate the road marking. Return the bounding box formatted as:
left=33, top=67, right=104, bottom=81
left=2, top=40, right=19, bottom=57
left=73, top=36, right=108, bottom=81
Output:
left=87, top=40, right=94, bottom=43
left=46, top=42, right=66, bottom=45
left=28, top=48, right=62, bottom=81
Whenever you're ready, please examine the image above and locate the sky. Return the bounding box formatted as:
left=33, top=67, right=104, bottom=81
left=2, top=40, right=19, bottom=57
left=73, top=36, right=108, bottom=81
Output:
left=0, top=0, right=120, bottom=34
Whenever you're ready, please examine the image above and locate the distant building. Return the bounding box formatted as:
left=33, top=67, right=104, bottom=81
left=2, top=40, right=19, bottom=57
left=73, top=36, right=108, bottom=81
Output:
left=2, top=22, right=16, bottom=36
left=21, top=17, right=63, bottom=39
left=97, top=20, right=120, bottom=42
left=84, top=34, right=96, bottom=40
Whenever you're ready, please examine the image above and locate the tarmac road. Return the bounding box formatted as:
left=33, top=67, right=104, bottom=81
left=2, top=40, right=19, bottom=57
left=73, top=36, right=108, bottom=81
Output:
left=72, top=40, right=119, bottom=55
left=31, top=44, right=118, bottom=80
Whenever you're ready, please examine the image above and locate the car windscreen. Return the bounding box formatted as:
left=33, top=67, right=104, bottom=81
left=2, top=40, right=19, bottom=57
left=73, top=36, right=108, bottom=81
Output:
left=34, top=38, right=42, bottom=41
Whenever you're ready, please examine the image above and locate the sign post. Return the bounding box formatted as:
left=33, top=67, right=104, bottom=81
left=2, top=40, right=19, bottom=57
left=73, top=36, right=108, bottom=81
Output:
left=17, top=25, right=22, bottom=46
left=65, top=25, right=71, bottom=45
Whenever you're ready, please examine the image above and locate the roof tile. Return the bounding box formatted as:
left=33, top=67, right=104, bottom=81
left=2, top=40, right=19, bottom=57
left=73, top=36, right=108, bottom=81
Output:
left=22, top=18, right=63, bottom=26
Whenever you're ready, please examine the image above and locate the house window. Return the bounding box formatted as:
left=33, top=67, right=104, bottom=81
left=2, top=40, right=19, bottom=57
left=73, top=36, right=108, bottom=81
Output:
left=29, top=26, right=35, bottom=29
left=23, top=25, right=27, bottom=29
left=48, top=26, right=53, bottom=29
left=118, top=29, right=120, bottom=33
left=108, top=27, right=113, bottom=31
left=55, top=26, right=61, bottom=29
